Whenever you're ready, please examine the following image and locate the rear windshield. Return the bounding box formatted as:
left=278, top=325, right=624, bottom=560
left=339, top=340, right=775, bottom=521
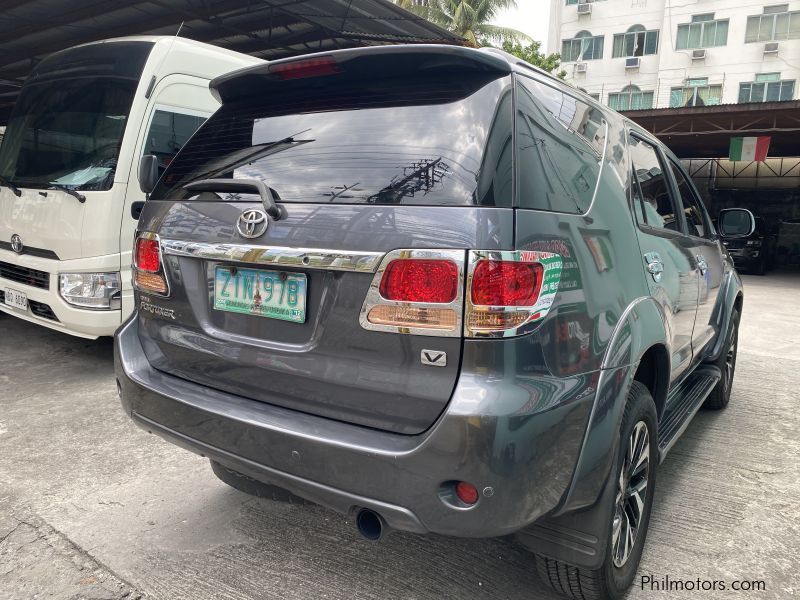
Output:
left=153, top=77, right=512, bottom=206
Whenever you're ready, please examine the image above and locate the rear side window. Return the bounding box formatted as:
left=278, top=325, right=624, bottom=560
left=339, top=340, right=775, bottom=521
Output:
left=668, top=160, right=708, bottom=238
left=516, top=76, right=606, bottom=214
left=629, top=136, right=680, bottom=232
left=154, top=77, right=512, bottom=206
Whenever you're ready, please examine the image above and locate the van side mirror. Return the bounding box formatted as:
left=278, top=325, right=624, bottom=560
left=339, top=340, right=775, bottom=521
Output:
left=718, top=208, right=756, bottom=239
left=138, top=154, right=159, bottom=194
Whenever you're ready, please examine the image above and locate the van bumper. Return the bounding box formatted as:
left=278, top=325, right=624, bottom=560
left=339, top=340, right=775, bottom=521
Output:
left=0, top=250, right=124, bottom=338
left=115, top=314, right=598, bottom=538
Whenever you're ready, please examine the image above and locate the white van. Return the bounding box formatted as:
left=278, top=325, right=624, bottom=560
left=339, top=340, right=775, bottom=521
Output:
left=0, top=37, right=262, bottom=338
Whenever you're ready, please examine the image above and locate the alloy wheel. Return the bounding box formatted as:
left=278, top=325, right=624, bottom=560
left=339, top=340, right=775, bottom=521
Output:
left=725, top=324, right=738, bottom=393
left=612, top=421, right=650, bottom=568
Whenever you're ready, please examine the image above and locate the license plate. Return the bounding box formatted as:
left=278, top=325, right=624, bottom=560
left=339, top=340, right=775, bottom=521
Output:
left=213, top=267, right=306, bottom=323
left=4, top=287, right=27, bottom=311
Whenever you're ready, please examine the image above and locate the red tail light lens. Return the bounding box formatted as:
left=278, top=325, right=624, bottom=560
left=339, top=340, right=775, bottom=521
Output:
left=471, top=260, right=543, bottom=307
left=135, top=238, right=161, bottom=273
left=455, top=481, right=479, bottom=505
left=269, top=57, right=340, bottom=80
left=379, top=259, right=459, bottom=304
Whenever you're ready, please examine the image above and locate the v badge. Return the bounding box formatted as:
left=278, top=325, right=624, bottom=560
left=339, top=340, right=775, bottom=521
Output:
left=421, top=349, right=447, bottom=367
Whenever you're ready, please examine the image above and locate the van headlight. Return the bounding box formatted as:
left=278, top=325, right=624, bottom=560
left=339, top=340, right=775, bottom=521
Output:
left=59, top=272, right=122, bottom=310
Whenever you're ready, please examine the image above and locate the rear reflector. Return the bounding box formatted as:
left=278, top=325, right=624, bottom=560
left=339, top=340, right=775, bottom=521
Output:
left=379, top=259, right=458, bottom=304
left=455, top=481, right=479, bottom=505
left=269, top=57, right=340, bottom=80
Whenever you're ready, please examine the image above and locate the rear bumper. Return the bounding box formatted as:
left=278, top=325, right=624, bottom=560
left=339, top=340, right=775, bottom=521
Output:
left=115, top=314, right=597, bottom=538
left=0, top=249, right=124, bottom=338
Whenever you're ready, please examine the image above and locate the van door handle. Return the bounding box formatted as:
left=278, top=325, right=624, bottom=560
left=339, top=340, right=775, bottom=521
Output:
left=644, top=252, right=664, bottom=282
left=696, top=255, right=708, bottom=275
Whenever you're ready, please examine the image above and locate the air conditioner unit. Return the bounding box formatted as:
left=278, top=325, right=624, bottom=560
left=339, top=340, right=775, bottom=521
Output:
left=625, top=57, right=641, bottom=69
left=764, top=41, right=779, bottom=54
left=575, top=63, right=588, bottom=73
left=691, top=49, right=706, bottom=60
left=577, top=3, right=592, bottom=14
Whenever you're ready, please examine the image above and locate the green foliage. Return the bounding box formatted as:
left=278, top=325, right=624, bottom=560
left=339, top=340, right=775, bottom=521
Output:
left=499, top=40, right=567, bottom=79
left=395, top=0, right=530, bottom=46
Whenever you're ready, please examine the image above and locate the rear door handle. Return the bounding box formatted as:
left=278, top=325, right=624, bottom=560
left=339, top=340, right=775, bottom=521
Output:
left=696, top=255, right=708, bottom=275
left=644, top=252, right=664, bottom=282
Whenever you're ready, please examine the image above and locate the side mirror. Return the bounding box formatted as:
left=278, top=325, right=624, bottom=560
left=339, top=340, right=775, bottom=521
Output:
left=138, top=154, right=159, bottom=194
left=718, top=208, right=756, bottom=239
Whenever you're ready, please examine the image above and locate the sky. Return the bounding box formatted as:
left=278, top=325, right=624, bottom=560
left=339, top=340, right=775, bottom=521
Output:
left=491, top=1, right=550, bottom=47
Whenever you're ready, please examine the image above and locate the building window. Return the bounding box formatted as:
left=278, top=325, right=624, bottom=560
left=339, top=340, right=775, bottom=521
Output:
left=608, top=85, right=654, bottom=110
left=676, top=14, right=729, bottom=49
left=745, top=6, right=800, bottom=42
left=613, top=25, right=659, bottom=57
left=562, top=31, right=605, bottom=61
left=670, top=78, right=723, bottom=107
left=739, top=73, right=795, bottom=102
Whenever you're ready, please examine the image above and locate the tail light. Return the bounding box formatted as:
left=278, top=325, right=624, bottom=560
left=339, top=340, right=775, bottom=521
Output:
left=359, top=249, right=562, bottom=338
left=359, top=250, right=464, bottom=337
left=133, top=232, right=169, bottom=295
left=465, top=250, right=563, bottom=337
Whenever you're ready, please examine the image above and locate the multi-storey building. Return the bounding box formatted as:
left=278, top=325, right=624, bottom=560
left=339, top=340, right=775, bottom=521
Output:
left=548, top=0, right=800, bottom=110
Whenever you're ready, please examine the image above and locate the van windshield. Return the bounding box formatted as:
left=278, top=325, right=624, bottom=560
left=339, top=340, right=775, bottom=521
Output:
left=0, top=77, right=137, bottom=191
left=153, top=76, right=513, bottom=206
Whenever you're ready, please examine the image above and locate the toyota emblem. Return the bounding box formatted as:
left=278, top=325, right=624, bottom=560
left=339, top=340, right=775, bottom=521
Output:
left=10, top=234, right=23, bottom=254
left=236, top=209, right=269, bottom=239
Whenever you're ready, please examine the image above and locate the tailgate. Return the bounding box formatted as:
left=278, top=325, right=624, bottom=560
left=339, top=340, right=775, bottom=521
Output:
left=138, top=202, right=512, bottom=434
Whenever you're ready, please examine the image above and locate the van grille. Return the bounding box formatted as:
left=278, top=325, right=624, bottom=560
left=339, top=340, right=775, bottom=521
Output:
left=0, top=261, right=50, bottom=289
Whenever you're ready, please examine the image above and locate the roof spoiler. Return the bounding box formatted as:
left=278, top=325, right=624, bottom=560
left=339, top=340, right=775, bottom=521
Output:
left=210, top=45, right=512, bottom=105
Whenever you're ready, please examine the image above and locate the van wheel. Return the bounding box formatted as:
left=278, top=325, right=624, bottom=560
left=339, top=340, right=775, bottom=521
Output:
left=703, top=309, right=739, bottom=410
left=210, top=460, right=306, bottom=504
left=534, top=381, right=657, bottom=600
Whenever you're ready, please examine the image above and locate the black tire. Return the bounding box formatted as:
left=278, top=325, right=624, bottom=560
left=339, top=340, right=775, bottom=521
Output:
left=535, top=381, right=658, bottom=600
left=754, top=258, right=767, bottom=276
left=703, top=309, right=739, bottom=410
left=210, top=460, right=306, bottom=504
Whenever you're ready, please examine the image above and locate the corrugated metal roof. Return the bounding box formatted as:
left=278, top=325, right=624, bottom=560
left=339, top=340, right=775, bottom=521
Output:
left=0, top=0, right=465, bottom=124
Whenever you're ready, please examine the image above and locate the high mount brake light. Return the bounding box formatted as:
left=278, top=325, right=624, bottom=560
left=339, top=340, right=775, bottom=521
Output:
left=269, top=57, right=340, bottom=80
left=133, top=233, right=169, bottom=296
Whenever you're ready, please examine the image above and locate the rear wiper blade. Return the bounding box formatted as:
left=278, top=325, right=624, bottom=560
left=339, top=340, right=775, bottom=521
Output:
left=0, top=176, right=22, bottom=197
left=48, top=183, right=86, bottom=204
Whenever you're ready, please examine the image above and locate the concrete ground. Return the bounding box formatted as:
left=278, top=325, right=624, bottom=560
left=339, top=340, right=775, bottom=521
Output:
left=1, top=273, right=798, bottom=600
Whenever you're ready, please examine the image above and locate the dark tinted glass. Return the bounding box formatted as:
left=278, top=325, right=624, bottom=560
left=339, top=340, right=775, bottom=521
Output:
left=0, top=42, right=152, bottom=191
left=154, top=77, right=512, bottom=206
left=143, top=110, right=207, bottom=178
left=516, top=76, right=606, bottom=214
left=669, top=160, right=708, bottom=237
left=629, top=136, right=679, bottom=231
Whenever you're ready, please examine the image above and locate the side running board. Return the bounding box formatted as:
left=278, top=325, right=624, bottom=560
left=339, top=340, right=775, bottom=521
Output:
left=658, top=365, right=721, bottom=461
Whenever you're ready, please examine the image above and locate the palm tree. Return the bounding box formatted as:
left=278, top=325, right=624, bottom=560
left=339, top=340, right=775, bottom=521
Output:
left=396, top=0, right=531, bottom=46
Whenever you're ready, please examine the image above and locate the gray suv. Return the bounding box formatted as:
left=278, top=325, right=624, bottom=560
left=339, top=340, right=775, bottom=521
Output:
left=116, top=45, right=754, bottom=600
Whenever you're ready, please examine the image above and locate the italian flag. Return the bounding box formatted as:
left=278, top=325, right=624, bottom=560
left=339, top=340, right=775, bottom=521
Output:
left=729, top=136, right=770, bottom=162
